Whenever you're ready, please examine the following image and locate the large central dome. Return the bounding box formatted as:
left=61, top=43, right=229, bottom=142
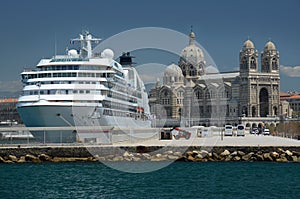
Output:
left=178, top=30, right=206, bottom=77
left=180, top=31, right=205, bottom=64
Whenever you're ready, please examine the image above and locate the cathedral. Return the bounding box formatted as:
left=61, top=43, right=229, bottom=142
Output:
left=149, top=31, right=281, bottom=128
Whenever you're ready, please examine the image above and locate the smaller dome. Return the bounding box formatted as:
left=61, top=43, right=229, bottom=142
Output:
left=264, top=41, right=276, bottom=51
left=164, top=64, right=183, bottom=77
left=243, top=39, right=255, bottom=49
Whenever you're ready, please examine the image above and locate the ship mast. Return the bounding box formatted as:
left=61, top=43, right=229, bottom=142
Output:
left=70, top=31, right=101, bottom=58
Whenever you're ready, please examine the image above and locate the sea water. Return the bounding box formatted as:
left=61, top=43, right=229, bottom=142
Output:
left=0, top=162, right=299, bottom=199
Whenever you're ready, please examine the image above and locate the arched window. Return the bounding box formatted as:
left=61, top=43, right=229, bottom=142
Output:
left=242, top=57, right=248, bottom=69
left=272, top=58, right=278, bottom=70
left=226, top=90, right=230, bottom=98
left=264, top=58, right=269, bottom=72
left=177, top=91, right=184, bottom=98
left=190, top=70, right=195, bottom=76
left=205, top=90, right=210, bottom=99
left=250, top=57, right=256, bottom=69
left=195, top=90, right=203, bottom=99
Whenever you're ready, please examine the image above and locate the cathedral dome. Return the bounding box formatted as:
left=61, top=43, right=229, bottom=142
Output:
left=163, top=64, right=184, bottom=85
left=164, top=63, right=183, bottom=77
left=180, top=31, right=205, bottom=64
left=243, top=39, right=255, bottom=49
left=264, top=41, right=276, bottom=51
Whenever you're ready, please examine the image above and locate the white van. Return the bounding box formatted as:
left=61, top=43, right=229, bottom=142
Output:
left=237, top=124, right=245, bottom=136
left=224, top=125, right=233, bottom=136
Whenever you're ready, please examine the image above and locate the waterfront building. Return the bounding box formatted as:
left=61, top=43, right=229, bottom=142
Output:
left=149, top=31, right=282, bottom=128
left=0, top=98, right=21, bottom=124
left=280, top=92, right=300, bottom=116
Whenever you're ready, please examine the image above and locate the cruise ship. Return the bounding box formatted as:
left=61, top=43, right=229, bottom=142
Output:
left=17, top=31, right=151, bottom=143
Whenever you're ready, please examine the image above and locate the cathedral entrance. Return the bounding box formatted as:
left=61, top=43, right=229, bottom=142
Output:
left=259, top=88, right=269, bottom=117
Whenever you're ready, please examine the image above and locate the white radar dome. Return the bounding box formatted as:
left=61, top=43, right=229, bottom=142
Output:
left=68, top=49, right=78, bottom=57
left=102, top=49, right=114, bottom=59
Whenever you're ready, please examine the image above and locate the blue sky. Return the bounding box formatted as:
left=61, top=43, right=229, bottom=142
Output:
left=0, top=0, right=299, bottom=95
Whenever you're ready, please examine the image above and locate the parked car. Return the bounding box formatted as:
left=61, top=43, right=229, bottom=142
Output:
left=250, top=128, right=258, bottom=134
left=263, top=128, right=270, bottom=135
left=172, top=127, right=191, bottom=140
left=237, top=124, right=245, bottom=136
left=224, top=125, right=233, bottom=136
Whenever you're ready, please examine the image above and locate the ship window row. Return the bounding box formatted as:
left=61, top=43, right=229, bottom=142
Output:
left=25, top=80, right=102, bottom=85
left=111, top=76, right=126, bottom=85
left=21, top=89, right=137, bottom=102
left=47, top=100, right=102, bottom=103
left=23, top=80, right=141, bottom=99
left=41, top=65, right=109, bottom=71
left=40, top=65, right=80, bottom=71
left=79, top=72, right=114, bottom=78
left=107, top=82, right=133, bottom=95
left=107, top=90, right=137, bottom=103
left=22, top=89, right=102, bottom=96
left=103, top=101, right=135, bottom=112
left=80, top=65, right=108, bottom=70
left=113, top=85, right=142, bottom=99
left=22, top=72, right=115, bottom=80
left=102, top=101, right=140, bottom=113
left=103, top=109, right=148, bottom=120
left=104, top=82, right=136, bottom=100
left=103, top=82, right=134, bottom=96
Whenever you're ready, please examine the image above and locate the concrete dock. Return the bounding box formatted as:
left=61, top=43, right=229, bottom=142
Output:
left=0, top=134, right=299, bottom=163
left=113, top=134, right=300, bottom=147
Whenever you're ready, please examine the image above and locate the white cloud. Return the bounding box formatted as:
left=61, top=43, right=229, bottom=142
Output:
left=206, top=65, right=219, bottom=73
left=280, top=65, right=300, bottom=77
left=139, top=72, right=164, bottom=83
left=136, top=63, right=166, bottom=83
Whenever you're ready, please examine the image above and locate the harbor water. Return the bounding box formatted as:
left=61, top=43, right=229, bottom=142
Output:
left=0, top=162, right=299, bottom=198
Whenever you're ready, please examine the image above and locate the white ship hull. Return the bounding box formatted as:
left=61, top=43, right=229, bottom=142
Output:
left=18, top=105, right=151, bottom=143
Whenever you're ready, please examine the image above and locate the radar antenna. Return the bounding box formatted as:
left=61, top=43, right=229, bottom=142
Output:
left=70, top=31, right=101, bottom=58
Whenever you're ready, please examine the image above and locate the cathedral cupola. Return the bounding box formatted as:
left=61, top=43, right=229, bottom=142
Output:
left=239, top=38, right=258, bottom=73
left=261, top=40, right=279, bottom=73
left=178, top=29, right=206, bottom=78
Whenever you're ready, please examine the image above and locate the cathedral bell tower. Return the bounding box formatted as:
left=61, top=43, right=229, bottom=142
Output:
left=261, top=41, right=279, bottom=73
left=238, top=39, right=258, bottom=117
left=239, top=39, right=258, bottom=74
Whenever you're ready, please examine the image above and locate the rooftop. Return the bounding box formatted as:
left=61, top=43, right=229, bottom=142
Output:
left=0, top=98, right=18, bottom=103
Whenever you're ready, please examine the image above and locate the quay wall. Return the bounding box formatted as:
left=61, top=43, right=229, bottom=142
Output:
left=0, top=145, right=300, bottom=163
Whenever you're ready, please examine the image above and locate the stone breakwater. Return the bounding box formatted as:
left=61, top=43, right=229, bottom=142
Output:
left=0, top=146, right=300, bottom=163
